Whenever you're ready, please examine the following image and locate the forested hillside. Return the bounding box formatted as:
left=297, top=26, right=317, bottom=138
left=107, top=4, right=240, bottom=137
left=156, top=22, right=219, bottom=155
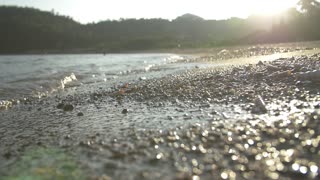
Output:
left=0, top=1, right=320, bottom=53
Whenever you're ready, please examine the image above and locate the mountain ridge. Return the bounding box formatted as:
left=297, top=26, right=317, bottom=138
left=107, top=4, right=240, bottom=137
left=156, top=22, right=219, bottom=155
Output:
left=0, top=5, right=319, bottom=53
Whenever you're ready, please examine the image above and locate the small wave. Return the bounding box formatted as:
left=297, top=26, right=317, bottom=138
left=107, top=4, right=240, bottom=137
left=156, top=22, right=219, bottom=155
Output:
left=144, top=64, right=154, bottom=72
left=60, top=73, right=78, bottom=89
left=164, top=55, right=185, bottom=63
left=0, top=99, right=19, bottom=110
left=0, top=73, right=79, bottom=111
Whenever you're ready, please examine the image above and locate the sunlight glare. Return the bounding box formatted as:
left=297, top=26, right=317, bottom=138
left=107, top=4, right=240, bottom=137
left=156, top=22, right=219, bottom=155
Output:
left=248, top=0, right=298, bottom=16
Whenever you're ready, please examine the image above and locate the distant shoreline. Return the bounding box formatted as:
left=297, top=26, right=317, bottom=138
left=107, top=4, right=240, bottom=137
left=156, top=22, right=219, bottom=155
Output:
left=1, top=40, right=319, bottom=56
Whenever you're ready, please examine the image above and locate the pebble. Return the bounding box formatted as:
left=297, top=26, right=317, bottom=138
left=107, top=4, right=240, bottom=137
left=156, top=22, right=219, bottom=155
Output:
left=57, top=103, right=64, bottom=109
left=63, top=104, right=74, bottom=111
left=252, top=95, right=267, bottom=114
left=122, top=109, right=128, bottom=114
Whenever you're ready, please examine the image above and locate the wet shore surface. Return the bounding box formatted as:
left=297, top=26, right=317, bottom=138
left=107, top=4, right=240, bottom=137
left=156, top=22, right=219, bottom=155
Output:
left=1, top=47, right=320, bottom=179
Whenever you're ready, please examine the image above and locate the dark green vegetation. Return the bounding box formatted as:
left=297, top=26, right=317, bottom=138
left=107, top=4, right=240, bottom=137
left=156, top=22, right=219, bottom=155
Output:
left=0, top=0, right=320, bottom=53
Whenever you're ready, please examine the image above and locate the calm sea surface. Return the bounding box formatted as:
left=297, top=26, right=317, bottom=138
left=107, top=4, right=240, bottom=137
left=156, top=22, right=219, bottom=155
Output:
left=0, top=54, right=192, bottom=100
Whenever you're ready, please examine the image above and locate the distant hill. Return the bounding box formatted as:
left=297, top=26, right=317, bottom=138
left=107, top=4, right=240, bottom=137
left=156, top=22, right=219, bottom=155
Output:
left=0, top=6, right=319, bottom=53
left=0, top=6, right=95, bottom=53
left=174, top=13, right=204, bottom=21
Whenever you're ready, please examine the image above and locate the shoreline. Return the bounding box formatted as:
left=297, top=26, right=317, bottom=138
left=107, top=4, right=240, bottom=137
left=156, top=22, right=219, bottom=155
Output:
left=0, top=40, right=319, bottom=56
left=1, top=52, right=320, bottom=179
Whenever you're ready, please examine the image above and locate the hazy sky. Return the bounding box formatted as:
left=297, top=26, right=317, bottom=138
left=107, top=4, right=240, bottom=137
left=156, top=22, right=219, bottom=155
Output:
left=0, top=0, right=299, bottom=23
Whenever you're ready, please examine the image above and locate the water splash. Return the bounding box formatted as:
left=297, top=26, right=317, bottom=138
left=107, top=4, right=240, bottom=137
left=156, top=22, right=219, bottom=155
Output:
left=60, top=73, right=77, bottom=89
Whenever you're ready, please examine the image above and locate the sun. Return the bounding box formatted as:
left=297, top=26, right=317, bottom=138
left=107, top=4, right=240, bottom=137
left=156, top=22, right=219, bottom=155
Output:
left=249, top=0, right=298, bottom=16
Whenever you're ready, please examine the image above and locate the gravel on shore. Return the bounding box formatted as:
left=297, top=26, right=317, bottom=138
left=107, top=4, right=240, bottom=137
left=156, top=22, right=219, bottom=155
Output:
left=99, top=53, right=320, bottom=179
left=1, top=53, right=320, bottom=180
left=117, top=54, right=320, bottom=106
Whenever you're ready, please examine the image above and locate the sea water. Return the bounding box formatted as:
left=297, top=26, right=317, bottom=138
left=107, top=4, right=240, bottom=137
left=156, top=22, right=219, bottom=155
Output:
left=0, top=53, right=191, bottom=101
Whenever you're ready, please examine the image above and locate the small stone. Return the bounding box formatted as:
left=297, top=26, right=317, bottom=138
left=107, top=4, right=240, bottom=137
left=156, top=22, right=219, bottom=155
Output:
left=77, top=112, right=84, bottom=116
left=63, top=104, right=74, bottom=111
left=57, top=103, right=64, bottom=109
left=122, top=109, right=128, bottom=114
left=295, top=81, right=302, bottom=86
left=3, top=152, right=11, bottom=159
left=252, top=95, right=267, bottom=114
left=266, top=64, right=280, bottom=72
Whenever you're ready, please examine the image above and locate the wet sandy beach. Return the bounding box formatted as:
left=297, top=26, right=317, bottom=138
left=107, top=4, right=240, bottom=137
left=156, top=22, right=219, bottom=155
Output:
left=1, top=46, right=320, bottom=179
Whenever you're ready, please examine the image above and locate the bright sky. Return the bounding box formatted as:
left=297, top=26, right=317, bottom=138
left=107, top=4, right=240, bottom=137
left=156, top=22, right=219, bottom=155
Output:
left=0, top=0, right=299, bottom=24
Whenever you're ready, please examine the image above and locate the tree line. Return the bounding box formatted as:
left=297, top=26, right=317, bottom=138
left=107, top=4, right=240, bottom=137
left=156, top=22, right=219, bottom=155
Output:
left=0, top=0, right=319, bottom=54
